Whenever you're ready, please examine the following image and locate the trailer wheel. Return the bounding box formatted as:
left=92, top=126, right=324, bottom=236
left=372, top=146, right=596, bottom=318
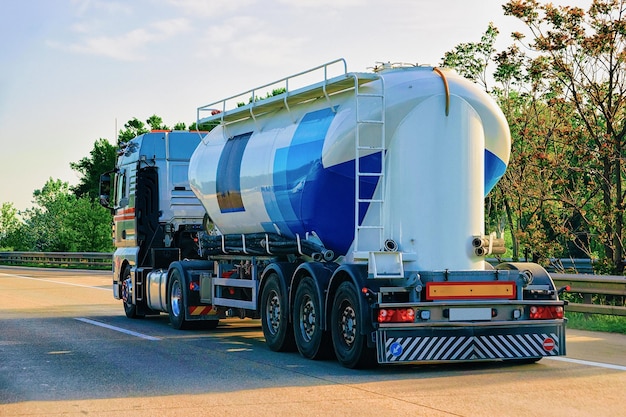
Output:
left=261, top=273, right=295, bottom=352
left=331, top=281, right=376, bottom=369
left=293, top=277, right=331, bottom=359
left=121, top=265, right=142, bottom=319
left=168, top=269, right=188, bottom=330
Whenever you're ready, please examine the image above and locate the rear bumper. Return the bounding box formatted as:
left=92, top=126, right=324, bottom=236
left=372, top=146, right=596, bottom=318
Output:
left=376, top=320, right=566, bottom=364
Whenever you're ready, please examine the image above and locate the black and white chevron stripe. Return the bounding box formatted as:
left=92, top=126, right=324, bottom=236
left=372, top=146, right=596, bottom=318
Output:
left=379, top=331, right=561, bottom=364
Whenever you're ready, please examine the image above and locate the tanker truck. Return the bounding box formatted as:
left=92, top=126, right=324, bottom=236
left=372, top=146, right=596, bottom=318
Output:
left=100, top=58, right=566, bottom=368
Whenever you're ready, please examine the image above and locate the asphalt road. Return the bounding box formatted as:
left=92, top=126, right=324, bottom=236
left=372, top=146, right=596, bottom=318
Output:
left=1, top=265, right=625, bottom=417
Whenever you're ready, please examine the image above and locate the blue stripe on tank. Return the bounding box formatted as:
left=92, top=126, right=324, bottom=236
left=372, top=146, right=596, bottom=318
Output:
left=309, top=152, right=380, bottom=254
left=263, top=144, right=298, bottom=235
left=263, top=107, right=381, bottom=255
left=265, top=108, right=335, bottom=237
left=484, top=149, right=507, bottom=195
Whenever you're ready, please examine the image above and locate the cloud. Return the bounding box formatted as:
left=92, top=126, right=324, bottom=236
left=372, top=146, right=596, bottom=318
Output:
left=275, top=0, right=360, bottom=7
left=71, top=0, right=133, bottom=17
left=167, top=0, right=256, bottom=17
left=48, top=18, right=191, bottom=61
left=197, top=16, right=306, bottom=66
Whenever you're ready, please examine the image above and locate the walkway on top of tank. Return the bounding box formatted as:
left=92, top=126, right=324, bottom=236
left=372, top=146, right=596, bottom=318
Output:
left=197, top=58, right=379, bottom=126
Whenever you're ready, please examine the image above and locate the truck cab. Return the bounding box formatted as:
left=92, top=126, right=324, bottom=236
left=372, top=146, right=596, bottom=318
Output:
left=100, top=130, right=207, bottom=318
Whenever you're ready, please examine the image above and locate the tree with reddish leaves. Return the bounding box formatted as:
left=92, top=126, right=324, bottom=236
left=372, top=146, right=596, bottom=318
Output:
left=504, top=0, right=626, bottom=273
left=443, top=23, right=588, bottom=266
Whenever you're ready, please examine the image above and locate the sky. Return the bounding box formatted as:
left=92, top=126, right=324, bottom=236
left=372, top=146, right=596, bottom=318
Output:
left=0, top=0, right=590, bottom=211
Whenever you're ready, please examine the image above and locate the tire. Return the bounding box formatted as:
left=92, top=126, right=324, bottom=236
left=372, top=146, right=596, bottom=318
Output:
left=292, top=277, right=332, bottom=359
left=261, top=273, right=296, bottom=352
left=121, top=265, right=142, bottom=319
left=168, top=269, right=188, bottom=330
left=331, top=281, right=376, bottom=369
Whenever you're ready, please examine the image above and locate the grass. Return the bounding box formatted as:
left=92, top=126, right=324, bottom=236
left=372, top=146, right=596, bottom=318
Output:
left=565, top=311, right=626, bottom=334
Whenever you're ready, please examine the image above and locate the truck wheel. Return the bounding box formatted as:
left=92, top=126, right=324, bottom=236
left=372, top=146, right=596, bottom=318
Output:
left=121, top=265, right=142, bottom=319
left=261, top=273, right=295, bottom=352
left=293, top=277, right=331, bottom=359
left=168, top=269, right=188, bottom=330
left=331, top=281, right=376, bottom=369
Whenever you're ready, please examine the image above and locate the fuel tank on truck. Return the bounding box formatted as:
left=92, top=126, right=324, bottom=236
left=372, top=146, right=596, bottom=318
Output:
left=189, top=61, right=510, bottom=272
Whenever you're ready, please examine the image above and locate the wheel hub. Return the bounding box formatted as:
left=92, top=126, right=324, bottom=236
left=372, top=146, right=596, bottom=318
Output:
left=341, top=305, right=356, bottom=346
left=300, top=298, right=316, bottom=341
left=266, top=292, right=281, bottom=335
left=121, top=278, right=132, bottom=304
left=171, top=283, right=182, bottom=317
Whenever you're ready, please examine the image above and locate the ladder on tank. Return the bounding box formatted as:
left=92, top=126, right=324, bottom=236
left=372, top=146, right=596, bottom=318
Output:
left=353, top=74, right=386, bottom=257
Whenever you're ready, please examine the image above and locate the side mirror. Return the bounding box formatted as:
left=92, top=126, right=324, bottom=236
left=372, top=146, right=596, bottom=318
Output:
left=99, top=171, right=114, bottom=211
left=99, top=194, right=110, bottom=207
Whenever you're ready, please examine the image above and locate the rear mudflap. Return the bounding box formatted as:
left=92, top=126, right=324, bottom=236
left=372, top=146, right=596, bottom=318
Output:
left=376, top=322, right=566, bottom=364
left=186, top=305, right=220, bottom=321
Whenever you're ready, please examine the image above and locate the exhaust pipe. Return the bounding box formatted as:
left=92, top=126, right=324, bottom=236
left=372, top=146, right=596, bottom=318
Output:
left=384, top=239, right=398, bottom=252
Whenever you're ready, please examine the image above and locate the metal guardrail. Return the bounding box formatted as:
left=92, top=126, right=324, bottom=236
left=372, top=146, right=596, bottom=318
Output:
left=0, top=253, right=624, bottom=315
left=551, top=273, right=626, bottom=316
left=546, top=258, right=596, bottom=274
left=0, top=252, right=112, bottom=269
left=489, top=257, right=597, bottom=274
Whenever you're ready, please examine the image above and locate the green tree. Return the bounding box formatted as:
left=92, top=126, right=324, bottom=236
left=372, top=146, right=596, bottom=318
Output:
left=442, top=22, right=500, bottom=91
left=20, top=178, right=114, bottom=252
left=0, top=202, right=25, bottom=250
left=189, top=120, right=219, bottom=132
left=21, top=178, right=75, bottom=251
left=118, top=115, right=188, bottom=142
left=118, top=117, right=149, bottom=144
left=146, top=114, right=169, bottom=131
left=0, top=202, right=19, bottom=240
left=70, top=138, right=117, bottom=200
left=63, top=198, right=114, bottom=252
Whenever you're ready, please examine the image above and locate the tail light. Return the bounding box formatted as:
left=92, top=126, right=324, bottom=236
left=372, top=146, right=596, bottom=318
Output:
left=377, top=308, right=415, bottom=323
left=529, top=305, right=564, bottom=319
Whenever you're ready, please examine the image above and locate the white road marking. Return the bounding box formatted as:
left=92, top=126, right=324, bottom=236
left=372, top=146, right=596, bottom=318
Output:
left=75, top=318, right=161, bottom=341
left=546, top=356, right=626, bottom=371
left=0, top=272, right=110, bottom=291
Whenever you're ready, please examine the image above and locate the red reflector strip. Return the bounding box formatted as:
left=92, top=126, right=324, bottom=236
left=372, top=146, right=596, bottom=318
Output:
left=426, top=281, right=516, bottom=300
left=188, top=306, right=215, bottom=316
left=113, top=207, right=136, bottom=222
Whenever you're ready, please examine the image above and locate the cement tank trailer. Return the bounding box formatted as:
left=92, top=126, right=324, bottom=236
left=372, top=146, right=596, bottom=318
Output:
left=101, top=59, right=566, bottom=368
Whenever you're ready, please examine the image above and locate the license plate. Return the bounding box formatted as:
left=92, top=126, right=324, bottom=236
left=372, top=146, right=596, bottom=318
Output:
left=449, top=307, right=492, bottom=321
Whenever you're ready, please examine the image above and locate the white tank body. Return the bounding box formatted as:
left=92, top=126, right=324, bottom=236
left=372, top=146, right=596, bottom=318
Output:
left=189, top=66, right=510, bottom=272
